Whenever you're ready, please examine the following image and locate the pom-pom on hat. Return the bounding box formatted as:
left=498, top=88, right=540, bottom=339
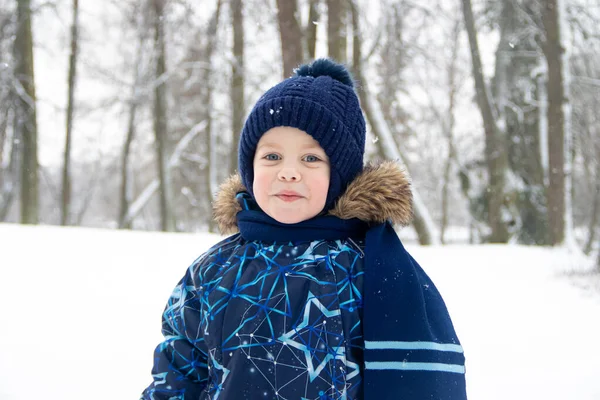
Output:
left=238, top=58, right=367, bottom=211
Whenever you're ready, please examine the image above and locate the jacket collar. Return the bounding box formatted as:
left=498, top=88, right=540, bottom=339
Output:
left=213, top=160, right=413, bottom=235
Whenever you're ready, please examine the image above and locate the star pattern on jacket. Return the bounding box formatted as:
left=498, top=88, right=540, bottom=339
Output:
left=278, top=291, right=344, bottom=382
left=143, top=236, right=365, bottom=400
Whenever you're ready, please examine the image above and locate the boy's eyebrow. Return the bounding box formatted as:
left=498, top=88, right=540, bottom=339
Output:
left=256, top=141, right=280, bottom=149
left=256, top=141, right=325, bottom=152
left=299, top=142, right=325, bottom=151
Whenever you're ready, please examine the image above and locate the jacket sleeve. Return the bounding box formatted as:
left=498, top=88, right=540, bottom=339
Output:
left=141, top=260, right=209, bottom=400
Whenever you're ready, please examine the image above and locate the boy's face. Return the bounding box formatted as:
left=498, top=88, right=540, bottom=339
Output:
left=253, top=127, right=330, bottom=224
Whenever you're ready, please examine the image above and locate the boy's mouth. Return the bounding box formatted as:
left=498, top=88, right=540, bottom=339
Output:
left=275, top=190, right=303, bottom=202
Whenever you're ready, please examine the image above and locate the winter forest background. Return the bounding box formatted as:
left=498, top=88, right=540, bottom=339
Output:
left=1, top=0, right=599, bottom=267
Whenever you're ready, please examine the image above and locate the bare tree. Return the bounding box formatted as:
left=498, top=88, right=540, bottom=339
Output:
left=203, top=0, right=222, bottom=232
left=14, top=0, right=38, bottom=224
left=0, top=37, right=8, bottom=172
left=276, top=0, right=303, bottom=78
left=461, top=0, right=509, bottom=243
left=375, top=0, right=407, bottom=140
left=575, top=58, right=600, bottom=255
left=0, top=6, right=17, bottom=221
left=541, top=0, right=572, bottom=246
left=152, top=0, right=175, bottom=231
left=61, top=0, right=79, bottom=226
left=121, top=121, right=207, bottom=227
left=439, top=17, right=461, bottom=245
left=584, top=164, right=600, bottom=254
left=327, top=0, right=346, bottom=62
left=486, top=0, right=549, bottom=245
left=229, top=0, right=244, bottom=176
left=566, top=4, right=600, bottom=254
left=117, top=84, right=140, bottom=230
left=596, top=239, right=600, bottom=271
left=170, top=0, right=223, bottom=232
left=581, top=119, right=600, bottom=256
left=0, top=91, right=18, bottom=222
left=349, top=0, right=438, bottom=245
left=118, top=4, right=148, bottom=230
left=306, top=0, right=320, bottom=60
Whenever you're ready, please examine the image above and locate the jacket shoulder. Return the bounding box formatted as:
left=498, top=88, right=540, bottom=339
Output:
left=188, top=233, right=244, bottom=284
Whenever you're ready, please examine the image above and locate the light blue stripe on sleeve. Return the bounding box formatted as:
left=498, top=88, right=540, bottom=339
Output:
left=365, top=340, right=463, bottom=353
left=365, top=361, right=465, bottom=374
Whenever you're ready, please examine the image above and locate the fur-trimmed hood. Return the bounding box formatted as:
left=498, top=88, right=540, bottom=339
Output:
left=213, top=160, right=413, bottom=235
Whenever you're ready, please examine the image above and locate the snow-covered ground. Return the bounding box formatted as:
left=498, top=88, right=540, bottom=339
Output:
left=0, top=223, right=599, bottom=400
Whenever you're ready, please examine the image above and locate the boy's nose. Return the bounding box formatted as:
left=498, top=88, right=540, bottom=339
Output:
left=277, top=167, right=301, bottom=182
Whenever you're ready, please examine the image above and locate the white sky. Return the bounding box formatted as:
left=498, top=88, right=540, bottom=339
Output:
left=0, top=223, right=598, bottom=400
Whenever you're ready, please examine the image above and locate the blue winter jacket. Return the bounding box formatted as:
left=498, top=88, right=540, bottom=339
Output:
left=142, top=161, right=467, bottom=400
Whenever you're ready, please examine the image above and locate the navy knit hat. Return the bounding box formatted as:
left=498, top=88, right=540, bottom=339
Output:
left=238, top=58, right=366, bottom=210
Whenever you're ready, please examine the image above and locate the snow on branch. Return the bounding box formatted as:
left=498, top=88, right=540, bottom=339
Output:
left=363, top=87, right=440, bottom=245
left=123, top=120, right=208, bottom=225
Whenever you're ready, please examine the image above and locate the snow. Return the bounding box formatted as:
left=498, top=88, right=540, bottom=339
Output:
left=1, top=223, right=599, bottom=400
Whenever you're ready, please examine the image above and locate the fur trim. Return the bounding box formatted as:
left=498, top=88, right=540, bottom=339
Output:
left=213, top=161, right=413, bottom=234
left=328, top=161, right=413, bottom=225
left=213, top=174, right=244, bottom=235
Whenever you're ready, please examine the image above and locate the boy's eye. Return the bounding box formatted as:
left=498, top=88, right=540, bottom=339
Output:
left=303, top=155, right=321, bottom=162
left=264, top=153, right=281, bottom=161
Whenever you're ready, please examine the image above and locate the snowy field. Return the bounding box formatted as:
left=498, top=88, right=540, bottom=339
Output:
left=0, top=222, right=599, bottom=400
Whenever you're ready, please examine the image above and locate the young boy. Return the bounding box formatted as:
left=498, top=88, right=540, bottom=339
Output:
left=142, top=59, right=467, bottom=400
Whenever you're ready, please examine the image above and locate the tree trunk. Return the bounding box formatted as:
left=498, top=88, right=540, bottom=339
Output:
left=0, top=10, right=15, bottom=220
left=583, top=159, right=600, bottom=254
left=0, top=124, right=18, bottom=221
left=61, top=0, right=79, bottom=226
left=493, top=0, right=511, bottom=136
left=541, top=0, right=572, bottom=246
left=204, top=0, right=222, bottom=233
left=0, top=105, right=7, bottom=166
left=327, top=0, right=346, bottom=63
left=440, top=18, right=461, bottom=245
left=492, top=0, right=549, bottom=245
left=152, top=0, right=175, bottom=231
left=73, top=161, right=99, bottom=226
left=350, top=0, right=359, bottom=69
left=538, top=69, right=549, bottom=187
left=596, top=239, right=600, bottom=272
left=276, top=0, right=303, bottom=78
left=461, top=0, right=509, bottom=243
left=118, top=8, right=149, bottom=230
left=118, top=68, right=141, bottom=229
left=0, top=104, right=11, bottom=218
left=306, top=0, right=319, bottom=60
left=118, top=107, right=136, bottom=230
left=229, top=0, right=244, bottom=177
left=14, top=0, right=38, bottom=224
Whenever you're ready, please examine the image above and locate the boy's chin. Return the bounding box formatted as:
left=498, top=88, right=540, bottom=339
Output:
left=267, top=209, right=320, bottom=225
left=270, top=213, right=309, bottom=225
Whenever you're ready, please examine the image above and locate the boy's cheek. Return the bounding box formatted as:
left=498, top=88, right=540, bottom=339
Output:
left=252, top=172, right=270, bottom=198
